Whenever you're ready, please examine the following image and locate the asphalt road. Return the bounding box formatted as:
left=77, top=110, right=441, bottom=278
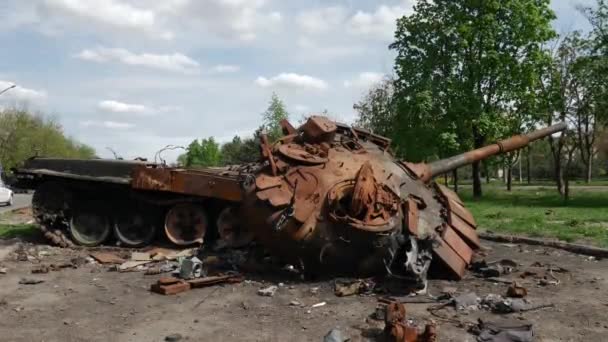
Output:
left=0, top=193, right=32, bottom=214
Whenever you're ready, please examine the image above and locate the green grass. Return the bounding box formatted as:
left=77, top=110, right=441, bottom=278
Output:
left=0, top=223, right=39, bottom=239
left=459, top=185, right=608, bottom=247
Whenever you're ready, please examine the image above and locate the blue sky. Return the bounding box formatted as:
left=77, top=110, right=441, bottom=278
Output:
left=0, top=0, right=595, bottom=161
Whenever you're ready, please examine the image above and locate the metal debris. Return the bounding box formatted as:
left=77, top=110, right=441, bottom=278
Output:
left=257, top=285, right=278, bottom=297
left=19, top=278, right=44, bottom=285
left=89, top=252, right=125, bottom=265
left=178, top=257, right=205, bottom=279
left=323, top=328, right=346, bottom=342
left=472, top=320, right=534, bottom=342
left=506, top=283, right=527, bottom=298
left=383, top=301, right=437, bottom=342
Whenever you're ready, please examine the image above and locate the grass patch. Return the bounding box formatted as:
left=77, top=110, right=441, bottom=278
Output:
left=460, top=185, right=608, bottom=247
left=0, top=223, right=39, bottom=240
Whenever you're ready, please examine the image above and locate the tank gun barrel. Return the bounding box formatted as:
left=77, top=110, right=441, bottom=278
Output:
left=427, top=122, right=567, bottom=178
left=403, top=122, right=567, bottom=182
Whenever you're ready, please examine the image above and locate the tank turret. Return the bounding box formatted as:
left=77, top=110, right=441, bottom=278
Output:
left=240, top=117, right=566, bottom=284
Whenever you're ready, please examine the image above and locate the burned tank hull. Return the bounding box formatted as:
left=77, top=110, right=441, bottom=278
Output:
left=13, top=116, right=566, bottom=285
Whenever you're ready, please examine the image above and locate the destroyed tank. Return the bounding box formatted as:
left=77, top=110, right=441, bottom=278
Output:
left=14, top=116, right=566, bottom=284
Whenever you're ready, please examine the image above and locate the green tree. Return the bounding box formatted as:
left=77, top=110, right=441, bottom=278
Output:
left=221, top=135, right=261, bottom=165
left=183, top=138, right=221, bottom=167
left=391, top=0, right=556, bottom=198
left=354, top=76, right=396, bottom=139
left=262, top=93, right=289, bottom=142
left=0, top=108, right=96, bottom=172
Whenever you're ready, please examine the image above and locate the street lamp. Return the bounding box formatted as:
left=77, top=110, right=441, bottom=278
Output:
left=0, top=84, right=16, bottom=96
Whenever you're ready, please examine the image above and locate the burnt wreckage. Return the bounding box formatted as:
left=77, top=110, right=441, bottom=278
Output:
left=14, top=116, right=566, bottom=283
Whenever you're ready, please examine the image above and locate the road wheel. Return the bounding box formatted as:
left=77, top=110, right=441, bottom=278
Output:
left=7, top=195, right=13, bottom=206
left=164, top=203, right=207, bottom=246
left=217, top=206, right=253, bottom=248
left=69, top=209, right=111, bottom=247
left=114, top=210, right=157, bottom=247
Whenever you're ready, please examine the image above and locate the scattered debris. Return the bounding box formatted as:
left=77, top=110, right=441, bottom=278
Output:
left=119, top=260, right=150, bottom=272
left=289, top=300, right=302, bottom=306
left=454, top=292, right=480, bottom=311
left=165, top=333, right=183, bottom=342
left=151, top=274, right=243, bottom=296
left=144, top=262, right=177, bottom=275
left=19, top=278, right=44, bottom=285
left=471, top=259, right=517, bottom=278
left=324, top=328, right=346, bottom=342
left=178, top=257, right=205, bottom=279
left=383, top=301, right=437, bottom=342
left=334, top=278, right=374, bottom=297
left=90, top=252, right=125, bottom=265
left=471, top=319, right=534, bottom=342
left=0, top=267, right=7, bottom=274
left=258, top=285, right=278, bottom=297
left=311, top=301, right=327, bottom=308
left=506, top=283, right=527, bottom=298
left=130, top=252, right=151, bottom=261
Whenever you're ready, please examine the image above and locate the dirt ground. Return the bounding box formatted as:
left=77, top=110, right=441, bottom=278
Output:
left=1, top=222, right=607, bottom=341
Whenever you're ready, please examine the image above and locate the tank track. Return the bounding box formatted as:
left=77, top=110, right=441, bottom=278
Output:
left=32, top=182, right=75, bottom=248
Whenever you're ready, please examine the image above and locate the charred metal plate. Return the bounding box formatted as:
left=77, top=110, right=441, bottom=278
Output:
left=256, top=185, right=293, bottom=207
left=436, top=184, right=464, bottom=205
left=442, top=225, right=473, bottom=263
left=278, top=144, right=328, bottom=164
left=131, top=167, right=172, bottom=191
left=449, top=213, right=481, bottom=249
left=255, top=174, right=282, bottom=190
left=447, top=198, right=477, bottom=227
left=133, top=167, right=243, bottom=202
left=405, top=198, right=419, bottom=236
left=433, top=239, right=467, bottom=279
left=301, top=115, right=337, bottom=142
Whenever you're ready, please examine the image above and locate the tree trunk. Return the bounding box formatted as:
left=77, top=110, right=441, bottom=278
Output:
left=473, top=161, right=482, bottom=198
left=484, top=161, right=490, bottom=184
left=507, top=167, right=512, bottom=192
left=564, top=177, right=570, bottom=203
left=526, top=146, right=531, bottom=185
left=518, top=157, right=522, bottom=184
left=586, top=157, right=592, bottom=184
left=452, top=169, right=459, bottom=193
left=472, top=130, right=484, bottom=198
left=555, top=161, right=565, bottom=196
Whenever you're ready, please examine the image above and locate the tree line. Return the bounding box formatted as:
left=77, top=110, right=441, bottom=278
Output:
left=0, top=108, right=96, bottom=176
left=177, top=93, right=289, bottom=167
left=355, top=0, right=608, bottom=200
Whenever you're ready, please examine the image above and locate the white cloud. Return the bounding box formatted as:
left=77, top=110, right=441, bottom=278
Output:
left=39, top=0, right=173, bottom=39
left=0, top=80, right=47, bottom=102
left=81, top=120, right=134, bottom=130
left=98, top=100, right=182, bottom=115
left=296, top=2, right=413, bottom=42
left=158, top=0, right=281, bottom=42
left=255, top=73, right=329, bottom=91
left=348, top=4, right=412, bottom=41
left=75, top=47, right=200, bottom=73
left=98, top=100, right=147, bottom=114
left=296, top=6, right=347, bottom=35
left=212, top=64, right=240, bottom=73
left=344, top=72, right=385, bottom=88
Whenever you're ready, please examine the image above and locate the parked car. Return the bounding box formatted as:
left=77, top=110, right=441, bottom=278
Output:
left=0, top=181, right=13, bottom=206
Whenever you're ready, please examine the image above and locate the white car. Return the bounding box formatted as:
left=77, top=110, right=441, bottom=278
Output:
left=0, top=182, right=13, bottom=206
